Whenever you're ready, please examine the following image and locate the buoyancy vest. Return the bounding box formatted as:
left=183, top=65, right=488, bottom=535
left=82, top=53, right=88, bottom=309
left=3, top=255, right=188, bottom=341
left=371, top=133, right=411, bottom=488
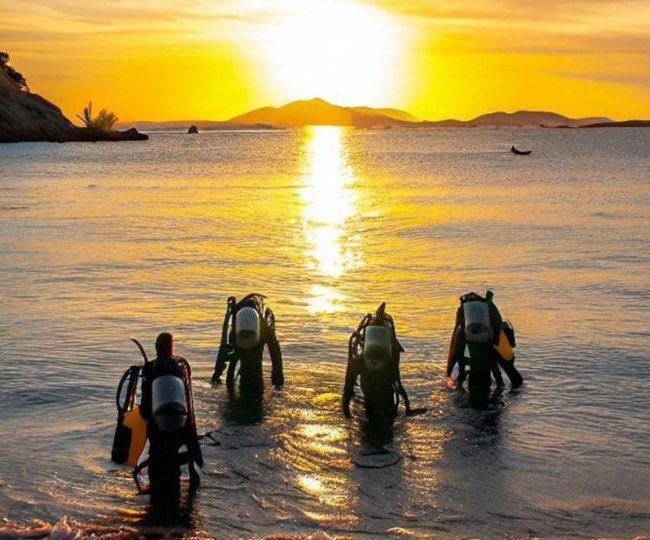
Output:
left=112, top=365, right=147, bottom=466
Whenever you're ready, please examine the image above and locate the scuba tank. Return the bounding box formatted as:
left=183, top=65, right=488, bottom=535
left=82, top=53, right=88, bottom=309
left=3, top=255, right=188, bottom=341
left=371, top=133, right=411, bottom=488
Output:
left=234, top=306, right=261, bottom=349
left=462, top=300, right=492, bottom=343
left=347, top=303, right=406, bottom=422
left=457, top=293, right=495, bottom=408
left=363, top=325, right=393, bottom=372
left=133, top=352, right=202, bottom=498
left=151, top=373, right=188, bottom=432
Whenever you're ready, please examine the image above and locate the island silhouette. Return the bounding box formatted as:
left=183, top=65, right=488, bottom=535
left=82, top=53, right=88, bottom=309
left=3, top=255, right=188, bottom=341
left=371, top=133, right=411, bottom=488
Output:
left=120, top=98, right=617, bottom=131
left=2, top=50, right=649, bottom=143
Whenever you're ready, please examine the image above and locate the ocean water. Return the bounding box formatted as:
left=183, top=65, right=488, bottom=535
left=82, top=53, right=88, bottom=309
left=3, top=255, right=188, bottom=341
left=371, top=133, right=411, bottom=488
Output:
left=0, top=127, right=649, bottom=538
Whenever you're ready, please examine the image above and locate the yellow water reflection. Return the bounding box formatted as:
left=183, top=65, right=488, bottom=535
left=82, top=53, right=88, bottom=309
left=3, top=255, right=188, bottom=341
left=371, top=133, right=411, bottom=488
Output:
left=300, top=126, right=359, bottom=313
left=285, top=421, right=356, bottom=515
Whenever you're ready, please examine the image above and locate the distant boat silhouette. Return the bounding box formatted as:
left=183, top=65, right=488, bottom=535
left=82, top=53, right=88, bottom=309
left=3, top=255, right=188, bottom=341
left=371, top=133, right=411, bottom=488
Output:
left=510, top=131, right=531, bottom=155
left=511, top=145, right=531, bottom=155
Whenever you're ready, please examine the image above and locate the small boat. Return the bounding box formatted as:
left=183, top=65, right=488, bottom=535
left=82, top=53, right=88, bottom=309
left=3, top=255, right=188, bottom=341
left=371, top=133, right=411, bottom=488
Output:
left=511, top=145, right=531, bottom=155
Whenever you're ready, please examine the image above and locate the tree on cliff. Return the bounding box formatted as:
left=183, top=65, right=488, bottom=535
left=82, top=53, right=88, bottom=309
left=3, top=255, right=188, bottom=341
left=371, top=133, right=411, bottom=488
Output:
left=76, top=101, right=118, bottom=131
left=0, top=52, right=29, bottom=91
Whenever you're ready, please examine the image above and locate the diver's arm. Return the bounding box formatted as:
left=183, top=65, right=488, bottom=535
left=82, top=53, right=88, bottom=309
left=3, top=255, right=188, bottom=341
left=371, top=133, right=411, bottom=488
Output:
left=446, top=330, right=459, bottom=377
left=212, top=341, right=231, bottom=383
left=398, top=380, right=411, bottom=413
left=267, top=323, right=284, bottom=387
left=212, top=299, right=235, bottom=383
left=342, top=356, right=358, bottom=419
left=447, top=323, right=465, bottom=377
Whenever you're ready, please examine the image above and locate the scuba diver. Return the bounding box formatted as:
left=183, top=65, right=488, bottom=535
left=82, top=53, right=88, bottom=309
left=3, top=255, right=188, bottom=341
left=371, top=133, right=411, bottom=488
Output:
left=446, top=290, right=523, bottom=407
left=343, top=303, right=414, bottom=423
left=133, top=332, right=203, bottom=501
left=211, top=293, right=284, bottom=393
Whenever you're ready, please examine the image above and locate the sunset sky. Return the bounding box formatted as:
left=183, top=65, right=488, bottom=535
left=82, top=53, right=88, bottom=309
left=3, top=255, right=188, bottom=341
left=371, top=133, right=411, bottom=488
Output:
left=2, top=0, right=649, bottom=122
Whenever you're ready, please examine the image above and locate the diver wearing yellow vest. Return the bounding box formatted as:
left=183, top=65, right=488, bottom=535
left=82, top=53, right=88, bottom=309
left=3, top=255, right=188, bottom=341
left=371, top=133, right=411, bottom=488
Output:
left=136, top=333, right=203, bottom=501
left=446, top=291, right=523, bottom=406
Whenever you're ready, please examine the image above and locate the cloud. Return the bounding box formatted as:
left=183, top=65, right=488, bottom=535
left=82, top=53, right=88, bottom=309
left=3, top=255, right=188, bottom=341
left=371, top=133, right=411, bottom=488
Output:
left=555, top=70, right=650, bottom=88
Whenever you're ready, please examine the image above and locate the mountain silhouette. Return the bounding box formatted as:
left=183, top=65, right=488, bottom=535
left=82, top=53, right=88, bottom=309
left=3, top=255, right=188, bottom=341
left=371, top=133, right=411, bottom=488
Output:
left=118, top=99, right=621, bottom=130
left=228, top=97, right=417, bottom=127
left=228, top=100, right=610, bottom=128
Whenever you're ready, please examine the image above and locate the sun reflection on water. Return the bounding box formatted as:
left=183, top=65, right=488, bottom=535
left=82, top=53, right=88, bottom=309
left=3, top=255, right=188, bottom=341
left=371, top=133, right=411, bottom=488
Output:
left=300, top=126, right=359, bottom=313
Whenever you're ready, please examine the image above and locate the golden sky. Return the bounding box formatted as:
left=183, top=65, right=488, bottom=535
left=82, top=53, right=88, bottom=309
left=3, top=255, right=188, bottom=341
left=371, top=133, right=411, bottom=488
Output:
left=2, top=0, right=649, bottom=122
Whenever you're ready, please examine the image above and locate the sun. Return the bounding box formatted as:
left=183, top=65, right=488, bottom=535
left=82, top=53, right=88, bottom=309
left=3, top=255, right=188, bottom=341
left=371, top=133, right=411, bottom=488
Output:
left=259, top=1, right=404, bottom=106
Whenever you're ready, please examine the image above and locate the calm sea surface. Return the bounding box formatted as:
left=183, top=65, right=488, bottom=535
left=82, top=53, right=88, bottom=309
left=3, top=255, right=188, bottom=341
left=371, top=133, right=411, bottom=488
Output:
left=0, top=127, right=649, bottom=538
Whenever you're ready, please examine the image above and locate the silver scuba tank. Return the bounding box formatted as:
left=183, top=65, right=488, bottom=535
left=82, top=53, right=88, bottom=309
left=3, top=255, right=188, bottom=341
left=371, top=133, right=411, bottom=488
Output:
left=463, top=300, right=492, bottom=343
left=363, top=325, right=392, bottom=371
left=235, top=306, right=261, bottom=349
left=152, top=374, right=188, bottom=432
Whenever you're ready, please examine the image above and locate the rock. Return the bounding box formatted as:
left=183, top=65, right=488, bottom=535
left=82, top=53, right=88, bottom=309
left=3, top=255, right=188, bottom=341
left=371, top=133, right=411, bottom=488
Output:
left=187, top=124, right=199, bottom=134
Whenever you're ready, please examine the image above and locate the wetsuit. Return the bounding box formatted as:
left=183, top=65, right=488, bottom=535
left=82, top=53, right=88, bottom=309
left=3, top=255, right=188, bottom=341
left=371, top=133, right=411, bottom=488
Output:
left=213, top=298, right=283, bottom=392
left=140, top=355, right=203, bottom=500
left=446, top=293, right=523, bottom=390
left=343, top=310, right=411, bottom=422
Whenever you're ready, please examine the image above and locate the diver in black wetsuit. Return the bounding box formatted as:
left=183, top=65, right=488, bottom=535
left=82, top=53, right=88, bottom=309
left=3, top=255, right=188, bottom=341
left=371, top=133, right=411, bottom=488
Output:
left=211, top=294, right=284, bottom=393
left=446, top=291, right=523, bottom=405
left=343, top=303, right=412, bottom=422
left=138, top=333, right=203, bottom=501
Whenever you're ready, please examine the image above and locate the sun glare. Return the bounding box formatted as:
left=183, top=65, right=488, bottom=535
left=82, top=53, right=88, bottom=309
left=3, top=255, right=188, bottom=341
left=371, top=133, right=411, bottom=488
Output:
left=301, top=126, right=356, bottom=280
left=260, top=1, right=403, bottom=106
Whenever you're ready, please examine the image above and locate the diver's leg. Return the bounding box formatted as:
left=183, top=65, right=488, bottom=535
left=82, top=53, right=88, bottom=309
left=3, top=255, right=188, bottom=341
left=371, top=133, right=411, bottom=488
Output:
left=466, top=344, right=492, bottom=408
left=240, top=360, right=264, bottom=394
left=468, top=369, right=491, bottom=408
left=498, top=357, right=523, bottom=389
left=226, top=357, right=239, bottom=388
left=456, top=357, right=467, bottom=388
left=492, top=362, right=505, bottom=388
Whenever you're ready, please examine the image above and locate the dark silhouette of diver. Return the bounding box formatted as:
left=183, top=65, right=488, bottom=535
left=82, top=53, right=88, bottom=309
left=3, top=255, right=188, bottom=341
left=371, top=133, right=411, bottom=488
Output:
left=343, top=303, right=414, bottom=423
left=212, top=294, right=283, bottom=393
left=135, top=333, right=203, bottom=502
left=446, top=291, right=523, bottom=407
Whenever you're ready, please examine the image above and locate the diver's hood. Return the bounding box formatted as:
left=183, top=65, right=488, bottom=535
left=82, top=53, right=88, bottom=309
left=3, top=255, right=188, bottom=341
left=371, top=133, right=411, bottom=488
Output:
left=152, top=374, right=188, bottom=432
left=363, top=325, right=392, bottom=371
left=235, top=306, right=261, bottom=349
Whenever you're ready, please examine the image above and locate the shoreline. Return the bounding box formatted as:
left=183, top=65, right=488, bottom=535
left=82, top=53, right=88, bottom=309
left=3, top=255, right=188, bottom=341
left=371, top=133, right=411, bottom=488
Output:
left=0, top=127, right=148, bottom=144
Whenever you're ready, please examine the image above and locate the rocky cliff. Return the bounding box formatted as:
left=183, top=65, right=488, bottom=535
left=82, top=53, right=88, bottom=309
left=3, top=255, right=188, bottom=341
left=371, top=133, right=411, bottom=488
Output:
left=0, top=58, right=147, bottom=143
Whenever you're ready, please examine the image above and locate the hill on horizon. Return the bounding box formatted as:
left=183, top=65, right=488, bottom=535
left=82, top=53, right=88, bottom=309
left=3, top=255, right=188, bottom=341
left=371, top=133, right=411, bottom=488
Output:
left=227, top=97, right=418, bottom=128
left=118, top=98, right=617, bottom=130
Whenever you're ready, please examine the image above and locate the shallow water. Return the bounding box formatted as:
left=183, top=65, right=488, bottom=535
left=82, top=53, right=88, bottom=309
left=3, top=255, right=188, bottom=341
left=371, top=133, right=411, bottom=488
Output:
left=0, top=127, right=649, bottom=538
